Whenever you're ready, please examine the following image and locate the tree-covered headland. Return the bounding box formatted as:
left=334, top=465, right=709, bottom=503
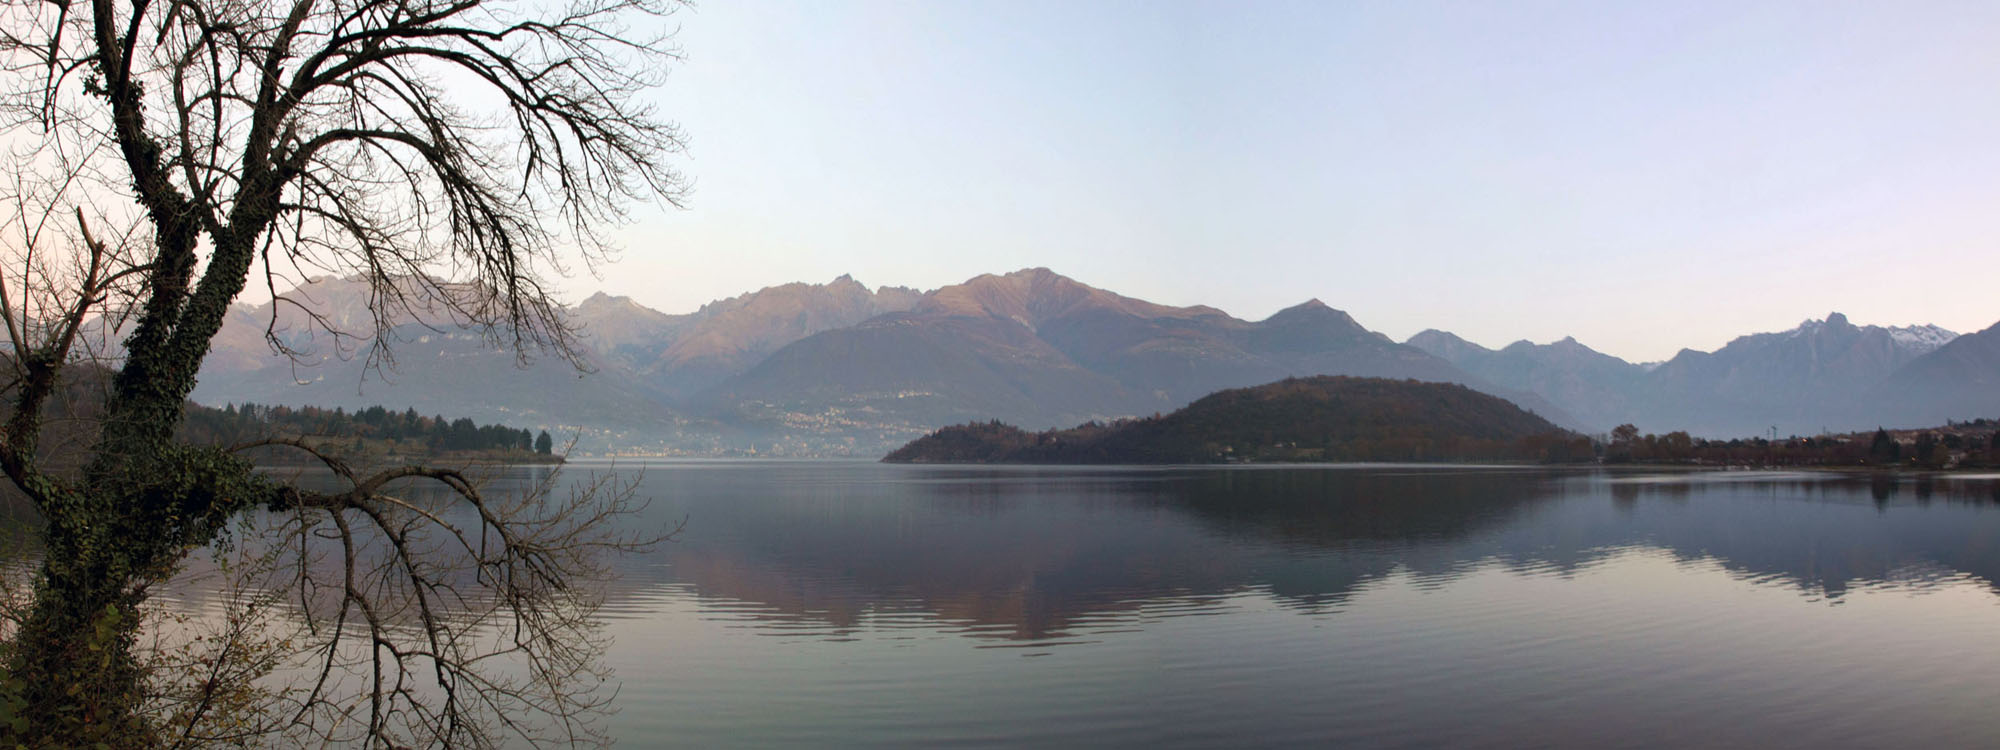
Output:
left=885, top=376, right=1594, bottom=464
left=184, top=402, right=560, bottom=463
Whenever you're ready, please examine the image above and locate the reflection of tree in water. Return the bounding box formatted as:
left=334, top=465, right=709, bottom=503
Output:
left=643, top=467, right=2000, bottom=642
left=34, top=465, right=2000, bottom=645
left=1593, top=473, right=2000, bottom=600
left=0, top=465, right=584, bottom=614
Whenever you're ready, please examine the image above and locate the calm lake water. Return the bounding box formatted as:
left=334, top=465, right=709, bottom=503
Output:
left=15, top=461, right=2000, bottom=747
left=579, top=461, right=2000, bottom=748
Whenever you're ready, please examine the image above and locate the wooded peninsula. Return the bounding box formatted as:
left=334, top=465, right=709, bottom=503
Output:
left=883, top=376, right=1593, bottom=464
left=883, top=376, right=2000, bottom=469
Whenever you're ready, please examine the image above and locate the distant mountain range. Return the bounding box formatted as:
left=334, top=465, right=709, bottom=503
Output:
left=179, top=269, right=1998, bottom=455
left=576, top=274, right=924, bottom=400
left=1406, top=312, right=1969, bottom=437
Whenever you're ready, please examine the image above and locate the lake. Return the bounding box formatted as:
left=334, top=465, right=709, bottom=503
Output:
left=16, top=461, right=2000, bottom=747
left=582, top=461, right=2000, bottom=748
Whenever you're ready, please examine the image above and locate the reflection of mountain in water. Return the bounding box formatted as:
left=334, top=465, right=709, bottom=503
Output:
left=15, top=464, right=2000, bottom=643
left=641, top=466, right=1566, bottom=639
left=647, top=467, right=1277, bottom=640
left=635, top=465, right=2000, bottom=641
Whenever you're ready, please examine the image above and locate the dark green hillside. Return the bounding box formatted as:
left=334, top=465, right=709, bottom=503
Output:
left=182, top=402, right=560, bottom=463
left=884, top=376, right=1589, bottom=464
left=0, top=357, right=559, bottom=470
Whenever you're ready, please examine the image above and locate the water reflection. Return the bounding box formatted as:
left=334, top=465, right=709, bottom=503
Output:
left=8, top=465, right=2000, bottom=639
left=610, top=464, right=2000, bottom=643
left=13, top=464, right=2000, bottom=747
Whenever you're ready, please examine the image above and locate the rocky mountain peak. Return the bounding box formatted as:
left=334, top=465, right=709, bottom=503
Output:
left=1886, top=324, right=1958, bottom=354
left=578, top=291, right=636, bottom=308
left=1769, top=312, right=1958, bottom=356
left=1269, top=298, right=1343, bottom=318
left=1407, top=329, right=1465, bottom=346
left=919, top=267, right=1217, bottom=328
left=1405, top=329, right=1491, bottom=365
left=1261, top=301, right=1369, bottom=341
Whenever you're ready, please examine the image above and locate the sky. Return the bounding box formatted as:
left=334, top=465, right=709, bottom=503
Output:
left=576, top=0, right=2000, bottom=362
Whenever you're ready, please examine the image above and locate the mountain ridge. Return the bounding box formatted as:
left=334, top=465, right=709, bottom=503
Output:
left=177, top=270, right=1992, bottom=454
left=1410, top=313, right=1971, bottom=436
left=705, top=268, right=1584, bottom=436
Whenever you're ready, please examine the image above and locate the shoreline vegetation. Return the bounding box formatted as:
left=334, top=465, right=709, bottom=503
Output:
left=0, top=360, right=563, bottom=469
left=184, top=401, right=563, bottom=466
left=1592, top=419, right=2000, bottom=472
left=883, top=376, right=2000, bottom=471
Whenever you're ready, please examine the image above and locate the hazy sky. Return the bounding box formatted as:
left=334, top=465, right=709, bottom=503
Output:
left=581, top=0, right=2000, bottom=362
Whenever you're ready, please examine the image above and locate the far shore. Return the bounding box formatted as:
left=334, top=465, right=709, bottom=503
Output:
left=249, top=451, right=565, bottom=468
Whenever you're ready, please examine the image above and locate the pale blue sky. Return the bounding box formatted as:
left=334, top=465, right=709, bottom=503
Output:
left=587, top=0, right=2000, bottom=362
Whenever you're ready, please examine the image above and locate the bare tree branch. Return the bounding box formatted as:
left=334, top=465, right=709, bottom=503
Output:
left=0, top=0, right=687, bottom=743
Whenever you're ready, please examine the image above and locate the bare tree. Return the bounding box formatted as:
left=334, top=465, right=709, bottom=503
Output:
left=0, top=0, right=687, bottom=744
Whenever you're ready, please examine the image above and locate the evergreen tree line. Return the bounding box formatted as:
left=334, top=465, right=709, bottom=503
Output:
left=1606, top=423, right=2000, bottom=469
left=181, top=402, right=555, bottom=455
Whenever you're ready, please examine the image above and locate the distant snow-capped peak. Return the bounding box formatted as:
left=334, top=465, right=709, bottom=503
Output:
left=1886, top=324, right=1957, bottom=354
left=1779, top=314, right=1956, bottom=355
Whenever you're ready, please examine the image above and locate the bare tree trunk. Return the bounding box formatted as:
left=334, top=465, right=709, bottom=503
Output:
left=0, top=0, right=689, bottom=742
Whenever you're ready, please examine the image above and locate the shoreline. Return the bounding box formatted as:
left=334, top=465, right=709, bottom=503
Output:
left=250, top=452, right=566, bottom=467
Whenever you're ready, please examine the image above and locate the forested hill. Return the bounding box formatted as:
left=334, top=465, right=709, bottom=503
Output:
left=882, top=376, right=1590, bottom=464
left=0, top=357, right=558, bottom=465
left=181, top=402, right=560, bottom=462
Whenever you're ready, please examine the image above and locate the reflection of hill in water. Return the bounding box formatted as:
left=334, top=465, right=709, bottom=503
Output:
left=638, top=466, right=2000, bottom=641
left=643, top=467, right=1566, bottom=639
left=1171, top=470, right=2000, bottom=605
left=648, top=468, right=1265, bottom=640
left=1134, top=468, right=1565, bottom=609
left=14, top=465, right=2000, bottom=643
